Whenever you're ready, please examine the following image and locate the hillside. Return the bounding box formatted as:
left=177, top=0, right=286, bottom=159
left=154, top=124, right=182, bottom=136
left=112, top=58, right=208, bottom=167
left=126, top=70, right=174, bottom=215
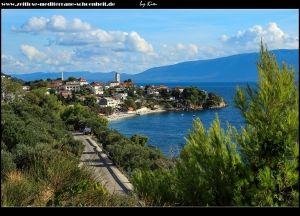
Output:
left=10, top=49, right=299, bottom=83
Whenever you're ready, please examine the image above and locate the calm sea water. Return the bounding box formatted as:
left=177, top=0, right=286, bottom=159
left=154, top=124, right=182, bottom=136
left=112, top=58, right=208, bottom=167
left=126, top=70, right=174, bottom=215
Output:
left=108, top=82, right=256, bottom=156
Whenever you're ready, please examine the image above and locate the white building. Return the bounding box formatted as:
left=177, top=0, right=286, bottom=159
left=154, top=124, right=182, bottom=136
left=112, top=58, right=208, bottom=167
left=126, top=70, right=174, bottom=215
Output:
left=112, top=92, right=128, bottom=100
left=106, top=81, right=119, bottom=88
left=78, top=78, right=89, bottom=86
left=22, top=86, right=30, bottom=91
left=87, top=82, right=104, bottom=95
left=99, top=97, right=120, bottom=108
left=62, top=84, right=81, bottom=92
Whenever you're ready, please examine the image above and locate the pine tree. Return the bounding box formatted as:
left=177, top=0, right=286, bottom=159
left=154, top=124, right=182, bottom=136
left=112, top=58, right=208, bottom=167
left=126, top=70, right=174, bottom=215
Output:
left=233, top=40, right=299, bottom=206
left=131, top=41, right=299, bottom=206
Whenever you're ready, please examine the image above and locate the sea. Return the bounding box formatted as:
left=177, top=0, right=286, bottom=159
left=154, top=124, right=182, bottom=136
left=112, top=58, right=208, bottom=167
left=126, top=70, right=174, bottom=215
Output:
left=108, top=82, right=257, bottom=156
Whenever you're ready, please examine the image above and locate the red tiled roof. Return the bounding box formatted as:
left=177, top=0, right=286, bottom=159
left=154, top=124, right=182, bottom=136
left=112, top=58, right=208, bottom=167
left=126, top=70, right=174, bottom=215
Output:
left=90, top=82, right=103, bottom=86
left=120, top=82, right=135, bottom=86
left=78, top=78, right=87, bottom=81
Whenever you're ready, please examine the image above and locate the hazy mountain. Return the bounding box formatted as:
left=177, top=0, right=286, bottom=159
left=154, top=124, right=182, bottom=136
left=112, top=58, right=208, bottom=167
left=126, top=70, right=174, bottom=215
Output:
left=10, top=49, right=298, bottom=84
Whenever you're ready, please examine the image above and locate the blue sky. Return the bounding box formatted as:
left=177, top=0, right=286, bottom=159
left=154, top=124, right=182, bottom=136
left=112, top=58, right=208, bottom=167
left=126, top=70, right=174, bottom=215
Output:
left=1, top=9, right=299, bottom=75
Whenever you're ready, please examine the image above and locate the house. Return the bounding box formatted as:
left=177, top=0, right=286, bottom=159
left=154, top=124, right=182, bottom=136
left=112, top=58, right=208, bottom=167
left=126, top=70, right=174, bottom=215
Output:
left=147, top=87, right=160, bottom=96
left=78, top=78, right=89, bottom=86
left=78, top=95, right=86, bottom=101
left=87, top=82, right=104, bottom=95
left=127, top=107, right=134, bottom=114
left=119, top=81, right=136, bottom=88
left=61, top=84, right=80, bottom=92
left=22, top=86, right=30, bottom=91
left=112, top=92, right=128, bottom=100
left=1, top=72, right=11, bottom=79
left=58, top=90, right=72, bottom=98
left=49, top=79, right=63, bottom=91
left=172, top=86, right=184, bottom=93
left=99, top=97, right=119, bottom=108
left=147, top=85, right=169, bottom=96
left=106, top=81, right=120, bottom=88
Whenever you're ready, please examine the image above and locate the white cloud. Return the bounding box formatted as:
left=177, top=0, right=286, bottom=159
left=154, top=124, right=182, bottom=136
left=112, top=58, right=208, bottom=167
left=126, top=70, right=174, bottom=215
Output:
left=219, top=22, right=299, bottom=52
left=20, top=45, right=48, bottom=62
left=12, top=15, right=91, bottom=33
left=1, top=54, right=25, bottom=66
left=123, top=32, right=154, bottom=53
left=12, top=16, right=49, bottom=33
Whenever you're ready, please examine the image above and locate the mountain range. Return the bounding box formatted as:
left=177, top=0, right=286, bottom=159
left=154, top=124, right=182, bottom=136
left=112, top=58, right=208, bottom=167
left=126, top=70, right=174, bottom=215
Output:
left=10, top=49, right=299, bottom=84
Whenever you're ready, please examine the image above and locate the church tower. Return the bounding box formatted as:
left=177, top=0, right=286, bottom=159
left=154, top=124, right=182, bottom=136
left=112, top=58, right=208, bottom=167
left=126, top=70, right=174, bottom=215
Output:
left=115, top=72, right=120, bottom=83
left=61, top=70, right=64, bottom=81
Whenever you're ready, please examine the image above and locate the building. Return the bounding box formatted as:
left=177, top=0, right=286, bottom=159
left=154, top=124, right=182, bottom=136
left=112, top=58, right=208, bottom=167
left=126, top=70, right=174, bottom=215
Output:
left=22, top=86, right=30, bottom=91
left=57, top=90, right=72, bottom=98
left=49, top=79, right=63, bottom=90
left=78, top=78, right=89, bottom=86
left=112, top=92, right=128, bottom=100
left=119, top=81, right=136, bottom=88
left=61, top=84, right=81, bottom=92
left=106, top=72, right=121, bottom=87
left=99, top=97, right=120, bottom=108
left=87, top=82, right=104, bottom=95
left=1, top=72, right=11, bottom=79
left=172, top=86, right=184, bottom=93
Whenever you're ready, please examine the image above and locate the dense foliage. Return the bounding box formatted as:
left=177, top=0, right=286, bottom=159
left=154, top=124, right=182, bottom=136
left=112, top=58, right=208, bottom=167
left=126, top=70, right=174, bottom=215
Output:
left=130, top=41, right=299, bottom=206
left=1, top=81, right=137, bottom=206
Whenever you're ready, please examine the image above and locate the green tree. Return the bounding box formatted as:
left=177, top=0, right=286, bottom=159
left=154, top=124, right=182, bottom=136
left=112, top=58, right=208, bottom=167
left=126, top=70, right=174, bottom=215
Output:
left=29, top=79, right=50, bottom=90
left=136, top=88, right=144, bottom=97
left=131, top=41, right=299, bottom=206
left=24, top=88, right=64, bottom=115
left=232, top=41, right=299, bottom=206
left=131, top=134, right=149, bottom=147
left=1, top=78, right=25, bottom=105
left=124, top=97, right=137, bottom=110
left=206, top=92, right=223, bottom=107
left=66, top=76, right=78, bottom=82
left=10, top=77, right=26, bottom=85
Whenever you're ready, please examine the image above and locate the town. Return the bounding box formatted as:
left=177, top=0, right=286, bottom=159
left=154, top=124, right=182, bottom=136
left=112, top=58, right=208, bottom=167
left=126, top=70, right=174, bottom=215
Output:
left=2, top=71, right=227, bottom=120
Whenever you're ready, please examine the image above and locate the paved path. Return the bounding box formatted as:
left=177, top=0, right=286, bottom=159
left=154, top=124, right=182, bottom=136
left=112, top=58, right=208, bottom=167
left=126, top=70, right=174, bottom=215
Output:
left=73, top=132, right=134, bottom=195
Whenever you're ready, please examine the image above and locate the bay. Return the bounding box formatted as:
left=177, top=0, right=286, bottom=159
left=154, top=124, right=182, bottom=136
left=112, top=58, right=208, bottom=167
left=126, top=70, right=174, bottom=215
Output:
left=108, top=82, right=256, bottom=156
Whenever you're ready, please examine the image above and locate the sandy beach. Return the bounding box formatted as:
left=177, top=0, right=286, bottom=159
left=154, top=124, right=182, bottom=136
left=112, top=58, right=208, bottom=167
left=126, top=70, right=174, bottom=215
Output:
left=104, top=108, right=167, bottom=122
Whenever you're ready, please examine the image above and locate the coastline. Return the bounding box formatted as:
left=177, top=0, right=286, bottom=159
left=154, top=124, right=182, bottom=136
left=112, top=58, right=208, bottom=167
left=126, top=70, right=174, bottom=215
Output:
left=104, top=102, right=228, bottom=122
left=104, top=108, right=167, bottom=122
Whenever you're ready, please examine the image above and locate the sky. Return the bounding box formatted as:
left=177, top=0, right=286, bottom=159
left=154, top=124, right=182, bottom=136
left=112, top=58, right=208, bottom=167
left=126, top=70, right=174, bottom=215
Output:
left=1, top=9, right=299, bottom=75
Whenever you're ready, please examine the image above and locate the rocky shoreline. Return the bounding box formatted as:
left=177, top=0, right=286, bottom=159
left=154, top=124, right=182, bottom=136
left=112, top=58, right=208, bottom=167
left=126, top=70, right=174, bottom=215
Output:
left=165, top=102, right=228, bottom=111
left=105, top=102, right=228, bottom=122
